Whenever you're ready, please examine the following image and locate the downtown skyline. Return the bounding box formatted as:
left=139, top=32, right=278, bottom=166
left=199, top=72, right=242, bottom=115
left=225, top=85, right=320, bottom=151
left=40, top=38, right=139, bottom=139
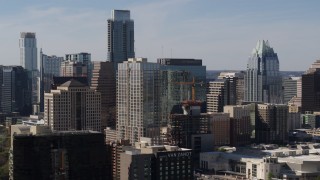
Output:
left=0, top=0, right=320, bottom=71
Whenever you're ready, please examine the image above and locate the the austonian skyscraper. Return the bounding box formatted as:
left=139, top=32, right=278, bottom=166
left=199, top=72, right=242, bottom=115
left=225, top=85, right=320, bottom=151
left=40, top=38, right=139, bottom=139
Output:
left=107, top=10, right=135, bottom=66
left=244, top=40, right=282, bottom=103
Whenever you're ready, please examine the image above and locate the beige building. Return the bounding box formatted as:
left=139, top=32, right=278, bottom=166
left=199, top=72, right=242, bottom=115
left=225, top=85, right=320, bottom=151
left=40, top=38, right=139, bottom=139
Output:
left=60, top=61, right=88, bottom=77
left=207, top=80, right=226, bottom=113
left=117, top=58, right=161, bottom=145
left=44, top=79, right=101, bottom=132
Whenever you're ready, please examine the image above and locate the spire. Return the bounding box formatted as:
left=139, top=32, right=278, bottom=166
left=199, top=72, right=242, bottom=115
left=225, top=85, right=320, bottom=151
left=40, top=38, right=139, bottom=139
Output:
left=252, top=40, right=273, bottom=56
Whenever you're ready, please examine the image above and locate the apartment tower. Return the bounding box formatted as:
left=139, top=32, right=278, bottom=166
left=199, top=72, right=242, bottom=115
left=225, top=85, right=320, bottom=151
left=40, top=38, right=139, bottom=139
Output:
left=116, top=58, right=160, bottom=144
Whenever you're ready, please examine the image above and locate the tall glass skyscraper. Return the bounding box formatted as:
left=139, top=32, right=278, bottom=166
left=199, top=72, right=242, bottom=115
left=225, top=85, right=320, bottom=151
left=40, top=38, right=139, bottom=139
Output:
left=107, top=10, right=135, bottom=66
left=244, top=40, right=282, bottom=103
left=19, top=32, right=37, bottom=71
left=19, top=32, right=38, bottom=108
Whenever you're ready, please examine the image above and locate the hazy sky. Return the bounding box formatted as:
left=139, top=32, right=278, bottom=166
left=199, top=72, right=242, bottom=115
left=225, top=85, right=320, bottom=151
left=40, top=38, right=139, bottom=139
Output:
left=0, top=0, right=319, bottom=70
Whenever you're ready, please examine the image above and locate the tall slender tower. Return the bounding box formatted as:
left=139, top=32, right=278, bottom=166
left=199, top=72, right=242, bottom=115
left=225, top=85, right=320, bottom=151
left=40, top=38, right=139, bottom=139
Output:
left=19, top=32, right=37, bottom=71
left=107, top=10, right=135, bottom=66
left=244, top=40, right=282, bottom=103
left=19, top=32, right=38, bottom=109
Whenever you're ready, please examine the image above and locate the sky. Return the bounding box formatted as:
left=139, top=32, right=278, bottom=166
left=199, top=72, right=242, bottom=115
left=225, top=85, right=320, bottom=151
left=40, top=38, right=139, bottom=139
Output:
left=0, top=0, right=320, bottom=71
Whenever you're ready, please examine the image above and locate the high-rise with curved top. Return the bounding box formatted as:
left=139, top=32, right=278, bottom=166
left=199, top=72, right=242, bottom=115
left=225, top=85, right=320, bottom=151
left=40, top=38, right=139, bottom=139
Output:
left=244, top=40, right=282, bottom=103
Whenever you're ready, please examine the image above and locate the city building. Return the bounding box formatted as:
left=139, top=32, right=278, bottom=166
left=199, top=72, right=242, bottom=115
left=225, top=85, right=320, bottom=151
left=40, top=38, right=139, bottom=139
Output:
left=208, top=113, right=230, bottom=146
left=244, top=40, right=282, bottom=104
left=19, top=32, right=37, bottom=71
left=158, top=58, right=206, bottom=125
left=167, top=101, right=209, bottom=149
left=224, top=105, right=251, bottom=146
left=200, top=143, right=320, bottom=179
left=1, top=66, right=32, bottom=115
left=301, top=60, right=320, bottom=113
left=256, top=104, right=288, bottom=144
left=65, top=52, right=92, bottom=84
left=117, top=58, right=160, bottom=144
left=119, top=140, right=193, bottom=180
left=217, top=72, right=239, bottom=105
left=91, top=61, right=116, bottom=130
left=206, top=80, right=227, bottom=113
left=282, top=77, right=300, bottom=104
left=60, top=61, right=88, bottom=77
left=19, top=32, right=38, bottom=106
left=44, top=79, right=101, bottom=132
left=107, top=10, right=135, bottom=66
left=39, top=49, right=63, bottom=112
left=10, top=127, right=108, bottom=180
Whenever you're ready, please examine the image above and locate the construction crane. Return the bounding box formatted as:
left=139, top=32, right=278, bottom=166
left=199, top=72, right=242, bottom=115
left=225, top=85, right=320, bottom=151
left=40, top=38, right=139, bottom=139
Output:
left=172, top=77, right=204, bottom=102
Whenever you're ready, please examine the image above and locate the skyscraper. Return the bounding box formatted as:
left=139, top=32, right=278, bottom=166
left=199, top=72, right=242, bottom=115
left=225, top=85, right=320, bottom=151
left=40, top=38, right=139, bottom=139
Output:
left=107, top=10, right=135, bottom=65
left=207, top=80, right=227, bottom=113
left=39, top=50, right=63, bottom=112
left=244, top=40, right=282, bottom=103
left=19, top=32, right=38, bottom=106
left=256, top=104, right=288, bottom=144
left=44, top=79, right=101, bottom=132
left=301, top=60, right=320, bottom=113
left=19, top=32, right=37, bottom=71
left=116, top=58, right=160, bottom=144
left=91, top=61, right=116, bottom=130
left=65, top=52, right=92, bottom=84
left=157, top=58, right=206, bottom=125
left=1, top=66, right=32, bottom=115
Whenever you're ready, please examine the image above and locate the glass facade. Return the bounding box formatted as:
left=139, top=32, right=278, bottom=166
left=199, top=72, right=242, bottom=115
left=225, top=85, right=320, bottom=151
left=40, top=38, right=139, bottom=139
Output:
left=244, top=40, right=282, bottom=103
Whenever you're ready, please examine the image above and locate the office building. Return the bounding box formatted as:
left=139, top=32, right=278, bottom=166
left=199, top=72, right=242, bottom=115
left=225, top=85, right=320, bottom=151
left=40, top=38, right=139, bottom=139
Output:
left=207, top=80, right=227, bottom=113
left=244, top=40, right=282, bottom=104
left=208, top=113, right=230, bottom=146
left=60, top=61, right=88, bottom=77
left=283, top=77, right=300, bottom=104
left=256, top=104, right=288, bottom=144
left=117, top=58, right=160, bottom=144
left=10, top=128, right=108, bottom=180
left=19, top=32, right=38, bottom=106
left=301, top=60, right=320, bottom=113
left=44, top=79, right=101, bottom=132
left=167, top=101, right=209, bottom=149
left=91, top=61, right=116, bottom=130
left=119, top=141, right=193, bottom=180
left=39, top=50, right=63, bottom=112
left=65, top=52, right=92, bottom=84
left=224, top=105, right=251, bottom=146
left=107, top=10, right=135, bottom=65
left=1, top=66, right=32, bottom=115
left=158, top=58, right=206, bottom=125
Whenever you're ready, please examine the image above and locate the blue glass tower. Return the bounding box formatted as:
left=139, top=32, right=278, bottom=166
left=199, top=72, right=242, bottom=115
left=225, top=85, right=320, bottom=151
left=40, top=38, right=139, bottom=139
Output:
left=244, top=40, right=282, bottom=103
